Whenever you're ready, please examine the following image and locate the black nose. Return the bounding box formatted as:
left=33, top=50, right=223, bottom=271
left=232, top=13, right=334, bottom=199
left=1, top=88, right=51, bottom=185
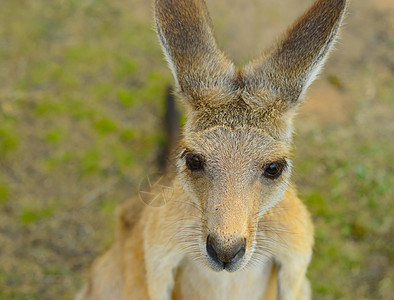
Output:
left=206, top=235, right=246, bottom=269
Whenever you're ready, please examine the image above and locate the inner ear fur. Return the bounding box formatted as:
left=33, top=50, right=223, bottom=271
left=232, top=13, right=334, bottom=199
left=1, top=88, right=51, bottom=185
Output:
left=155, top=0, right=348, bottom=117
left=155, top=0, right=237, bottom=108
left=243, top=0, right=348, bottom=111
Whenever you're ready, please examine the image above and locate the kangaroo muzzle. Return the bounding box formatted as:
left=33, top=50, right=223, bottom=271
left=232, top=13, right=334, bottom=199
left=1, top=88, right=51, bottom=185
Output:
left=206, top=233, right=246, bottom=271
left=205, top=200, right=249, bottom=272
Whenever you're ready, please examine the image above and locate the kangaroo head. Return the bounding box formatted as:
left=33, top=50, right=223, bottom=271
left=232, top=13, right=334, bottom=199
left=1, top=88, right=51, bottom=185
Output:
left=155, top=0, right=347, bottom=272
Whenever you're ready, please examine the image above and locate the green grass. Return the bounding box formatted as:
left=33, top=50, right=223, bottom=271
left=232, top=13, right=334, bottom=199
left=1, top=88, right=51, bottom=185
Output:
left=0, top=0, right=170, bottom=298
left=294, top=83, right=394, bottom=298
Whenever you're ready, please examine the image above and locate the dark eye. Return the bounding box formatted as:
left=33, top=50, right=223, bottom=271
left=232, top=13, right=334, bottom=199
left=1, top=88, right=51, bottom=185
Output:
left=263, top=160, right=286, bottom=179
left=185, top=153, right=204, bottom=171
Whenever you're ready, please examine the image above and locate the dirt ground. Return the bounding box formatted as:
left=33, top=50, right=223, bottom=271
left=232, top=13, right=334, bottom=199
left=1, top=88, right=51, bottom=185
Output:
left=0, top=0, right=393, bottom=299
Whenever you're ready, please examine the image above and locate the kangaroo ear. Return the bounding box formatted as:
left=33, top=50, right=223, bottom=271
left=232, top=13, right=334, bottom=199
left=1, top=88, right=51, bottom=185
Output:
left=155, top=0, right=236, bottom=107
left=245, top=0, right=348, bottom=109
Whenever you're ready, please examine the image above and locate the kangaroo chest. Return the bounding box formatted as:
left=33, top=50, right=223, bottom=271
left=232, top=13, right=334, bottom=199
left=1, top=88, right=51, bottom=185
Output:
left=172, top=257, right=273, bottom=300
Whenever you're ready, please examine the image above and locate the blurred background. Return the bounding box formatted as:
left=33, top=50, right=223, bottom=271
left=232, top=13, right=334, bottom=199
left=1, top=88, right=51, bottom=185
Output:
left=0, top=0, right=393, bottom=299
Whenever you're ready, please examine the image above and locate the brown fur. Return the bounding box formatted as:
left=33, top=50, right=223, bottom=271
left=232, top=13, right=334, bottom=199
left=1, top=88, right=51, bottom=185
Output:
left=77, top=0, right=348, bottom=299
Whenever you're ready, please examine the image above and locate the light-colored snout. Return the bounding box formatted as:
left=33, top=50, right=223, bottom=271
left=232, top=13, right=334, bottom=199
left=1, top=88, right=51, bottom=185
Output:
left=204, top=198, right=251, bottom=272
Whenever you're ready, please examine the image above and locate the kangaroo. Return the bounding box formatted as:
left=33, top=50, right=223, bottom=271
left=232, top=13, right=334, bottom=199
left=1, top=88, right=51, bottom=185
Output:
left=77, top=0, right=348, bottom=299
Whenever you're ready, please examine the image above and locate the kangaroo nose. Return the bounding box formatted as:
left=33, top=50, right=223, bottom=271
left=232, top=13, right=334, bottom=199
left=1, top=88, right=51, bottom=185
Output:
left=206, top=235, right=246, bottom=269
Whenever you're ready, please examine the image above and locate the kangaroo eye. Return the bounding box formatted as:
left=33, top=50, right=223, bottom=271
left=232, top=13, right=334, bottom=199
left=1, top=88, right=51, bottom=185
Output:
left=263, top=160, right=286, bottom=179
left=185, top=153, right=204, bottom=171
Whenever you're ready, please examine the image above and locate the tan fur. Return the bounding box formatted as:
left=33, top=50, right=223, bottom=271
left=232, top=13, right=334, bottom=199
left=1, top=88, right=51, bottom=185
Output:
left=77, top=0, right=348, bottom=299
